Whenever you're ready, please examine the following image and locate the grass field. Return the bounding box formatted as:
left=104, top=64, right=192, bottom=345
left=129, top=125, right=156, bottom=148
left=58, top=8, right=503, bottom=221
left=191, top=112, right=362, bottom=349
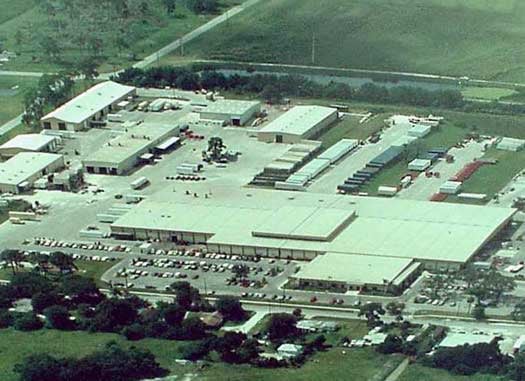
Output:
left=0, top=0, right=241, bottom=72
left=183, top=0, right=525, bottom=82
left=0, top=325, right=403, bottom=381
left=320, top=114, right=387, bottom=148
left=399, top=363, right=506, bottom=381
left=461, top=87, right=518, bottom=101
left=0, top=76, right=38, bottom=126
left=459, top=148, right=525, bottom=198
left=0, top=328, right=187, bottom=381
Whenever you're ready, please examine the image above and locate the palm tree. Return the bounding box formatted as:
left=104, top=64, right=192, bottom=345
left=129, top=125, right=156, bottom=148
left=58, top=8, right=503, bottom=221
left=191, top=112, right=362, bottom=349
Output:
left=50, top=252, right=77, bottom=274
left=1, top=249, right=22, bottom=275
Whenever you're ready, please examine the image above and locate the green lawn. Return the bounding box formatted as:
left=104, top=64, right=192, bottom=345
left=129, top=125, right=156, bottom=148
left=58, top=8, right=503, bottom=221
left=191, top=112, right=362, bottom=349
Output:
left=0, top=76, right=39, bottom=126
left=461, top=87, right=518, bottom=101
left=459, top=148, right=525, bottom=198
left=320, top=114, right=387, bottom=148
left=0, top=0, right=242, bottom=72
left=0, top=0, right=34, bottom=25
left=75, top=260, right=117, bottom=288
left=0, top=323, right=403, bottom=381
left=183, top=0, right=525, bottom=82
left=0, top=328, right=187, bottom=381
left=399, top=363, right=506, bottom=381
left=360, top=122, right=467, bottom=194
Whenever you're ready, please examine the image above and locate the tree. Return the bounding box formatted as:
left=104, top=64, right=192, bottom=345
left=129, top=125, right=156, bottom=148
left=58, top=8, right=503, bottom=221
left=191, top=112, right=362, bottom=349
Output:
left=44, top=305, right=74, bottom=330
left=49, top=252, right=76, bottom=273
left=266, top=313, right=298, bottom=341
left=122, top=323, right=146, bottom=341
left=181, top=316, right=207, bottom=340
left=0, top=310, right=13, bottom=328
left=260, top=84, right=283, bottom=104
left=206, top=136, right=226, bottom=162
left=91, top=298, right=138, bottom=332
left=159, top=303, right=186, bottom=326
left=14, top=353, right=66, bottom=381
left=358, top=303, right=385, bottom=327
left=181, top=340, right=210, bottom=361
left=1, top=249, right=23, bottom=275
left=512, top=301, right=525, bottom=321
left=169, top=282, right=201, bottom=310
left=386, top=302, right=405, bottom=317
left=231, top=264, right=249, bottom=280
left=31, top=291, right=64, bottom=313
left=472, top=305, right=486, bottom=320
left=60, top=275, right=102, bottom=305
left=162, top=0, right=176, bottom=14
left=0, top=285, right=13, bottom=309
left=10, top=272, right=53, bottom=299
left=377, top=334, right=403, bottom=354
left=14, top=313, right=44, bottom=331
left=215, top=296, right=247, bottom=322
left=510, top=353, right=525, bottom=381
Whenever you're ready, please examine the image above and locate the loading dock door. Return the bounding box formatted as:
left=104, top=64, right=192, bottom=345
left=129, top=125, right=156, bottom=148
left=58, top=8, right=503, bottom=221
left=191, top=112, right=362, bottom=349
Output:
left=276, top=135, right=283, bottom=143
left=232, top=118, right=241, bottom=126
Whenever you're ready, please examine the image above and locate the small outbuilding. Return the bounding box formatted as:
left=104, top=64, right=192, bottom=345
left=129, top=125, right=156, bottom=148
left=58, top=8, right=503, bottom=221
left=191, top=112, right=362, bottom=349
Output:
left=408, top=158, right=431, bottom=172
left=277, top=344, right=303, bottom=358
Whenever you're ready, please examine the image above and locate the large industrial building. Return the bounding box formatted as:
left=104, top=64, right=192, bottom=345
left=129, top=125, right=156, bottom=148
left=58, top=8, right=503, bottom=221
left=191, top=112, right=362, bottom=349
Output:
left=111, top=190, right=515, bottom=273
left=0, top=134, right=60, bottom=159
left=0, top=152, right=64, bottom=193
left=258, top=106, right=338, bottom=143
left=291, top=253, right=422, bottom=294
left=40, top=81, right=136, bottom=131
left=198, top=99, right=261, bottom=126
left=82, top=123, right=180, bottom=175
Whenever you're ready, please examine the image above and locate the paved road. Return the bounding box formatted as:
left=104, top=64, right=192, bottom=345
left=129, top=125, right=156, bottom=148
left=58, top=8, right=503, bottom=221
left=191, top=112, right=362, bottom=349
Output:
left=385, top=358, right=410, bottom=381
left=0, top=114, right=23, bottom=135
left=130, top=0, right=261, bottom=70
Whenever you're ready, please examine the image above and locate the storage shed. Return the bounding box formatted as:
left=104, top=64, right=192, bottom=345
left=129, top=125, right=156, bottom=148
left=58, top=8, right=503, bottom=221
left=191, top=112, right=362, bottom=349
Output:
left=199, top=100, right=261, bottom=126
left=258, top=106, right=338, bottom=143
left=0, top=134, right=60, bottom=159
left=408, top=158, right=431, bottom=171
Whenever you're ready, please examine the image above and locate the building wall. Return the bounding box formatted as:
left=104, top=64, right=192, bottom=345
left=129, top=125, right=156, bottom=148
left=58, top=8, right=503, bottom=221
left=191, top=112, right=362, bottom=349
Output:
left=199, top=103, right=261, bottom=126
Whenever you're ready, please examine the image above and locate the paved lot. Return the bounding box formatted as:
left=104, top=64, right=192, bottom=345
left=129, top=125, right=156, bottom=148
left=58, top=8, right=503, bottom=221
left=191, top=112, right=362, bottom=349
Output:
left=397, top=140, right=488, bottom=201
left=308, top=117, right=413, bottom=194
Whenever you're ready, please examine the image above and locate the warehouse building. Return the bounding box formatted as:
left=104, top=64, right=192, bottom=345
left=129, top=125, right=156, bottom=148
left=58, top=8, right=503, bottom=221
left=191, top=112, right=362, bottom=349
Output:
left=40, top=81, right=136, bottom=131
left=0, top=134, right=60, bottom=159
left=82, top=123, right=179, bottom=175
left=110, top=190, right=515, bottom=271
left=258, top=106, right=338, bottom=143
left=199, top=100, right=261, bottom=126
left=292, top=253, right=422, bottom=294
left=0, top=152, right=64, bottom=193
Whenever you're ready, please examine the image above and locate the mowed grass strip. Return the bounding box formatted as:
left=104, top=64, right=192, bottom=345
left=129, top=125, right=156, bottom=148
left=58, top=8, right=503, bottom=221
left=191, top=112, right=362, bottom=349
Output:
left=184, top=0, right=525, bottom=82
left=0, top=0, right=35, bottom=25
left=398, top=363, right=505, bottom=381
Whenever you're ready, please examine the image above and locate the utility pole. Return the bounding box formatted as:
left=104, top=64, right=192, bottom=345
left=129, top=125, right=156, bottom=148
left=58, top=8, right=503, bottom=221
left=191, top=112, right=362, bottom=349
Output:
left=311, top=32, right=316, bottom=65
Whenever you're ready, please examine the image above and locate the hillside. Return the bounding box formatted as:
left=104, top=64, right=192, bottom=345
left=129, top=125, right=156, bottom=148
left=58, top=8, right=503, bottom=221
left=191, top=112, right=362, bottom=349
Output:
left=184, top=0, right=525, bottom=82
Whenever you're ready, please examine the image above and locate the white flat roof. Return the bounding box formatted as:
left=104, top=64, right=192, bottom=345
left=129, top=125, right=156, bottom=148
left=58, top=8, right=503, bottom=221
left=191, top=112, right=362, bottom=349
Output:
left=41, top=81, right=135, bottom=124
left=83, top=123, right=178, bottom=165
left=259, top=106, right=337, bottom=136
left=294, top=252, right=415, bottom=285
left=111, top=190, right=515, bottom=264
left=0, top=134, right=56, bottom=152
left=439, top=332, right=496, bottom=348
left=0, top=152, right=63, bottom=186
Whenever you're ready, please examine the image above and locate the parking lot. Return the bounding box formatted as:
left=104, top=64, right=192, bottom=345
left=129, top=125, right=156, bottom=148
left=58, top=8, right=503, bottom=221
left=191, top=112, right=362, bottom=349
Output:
left=397, top=139, right=490, bottom=201
left=105, top=248, right=298, bottom=297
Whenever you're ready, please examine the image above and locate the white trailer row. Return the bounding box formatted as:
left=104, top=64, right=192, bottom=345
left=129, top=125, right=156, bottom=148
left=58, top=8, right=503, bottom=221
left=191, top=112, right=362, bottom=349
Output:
left=318, top=139, right=359, bottom=164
